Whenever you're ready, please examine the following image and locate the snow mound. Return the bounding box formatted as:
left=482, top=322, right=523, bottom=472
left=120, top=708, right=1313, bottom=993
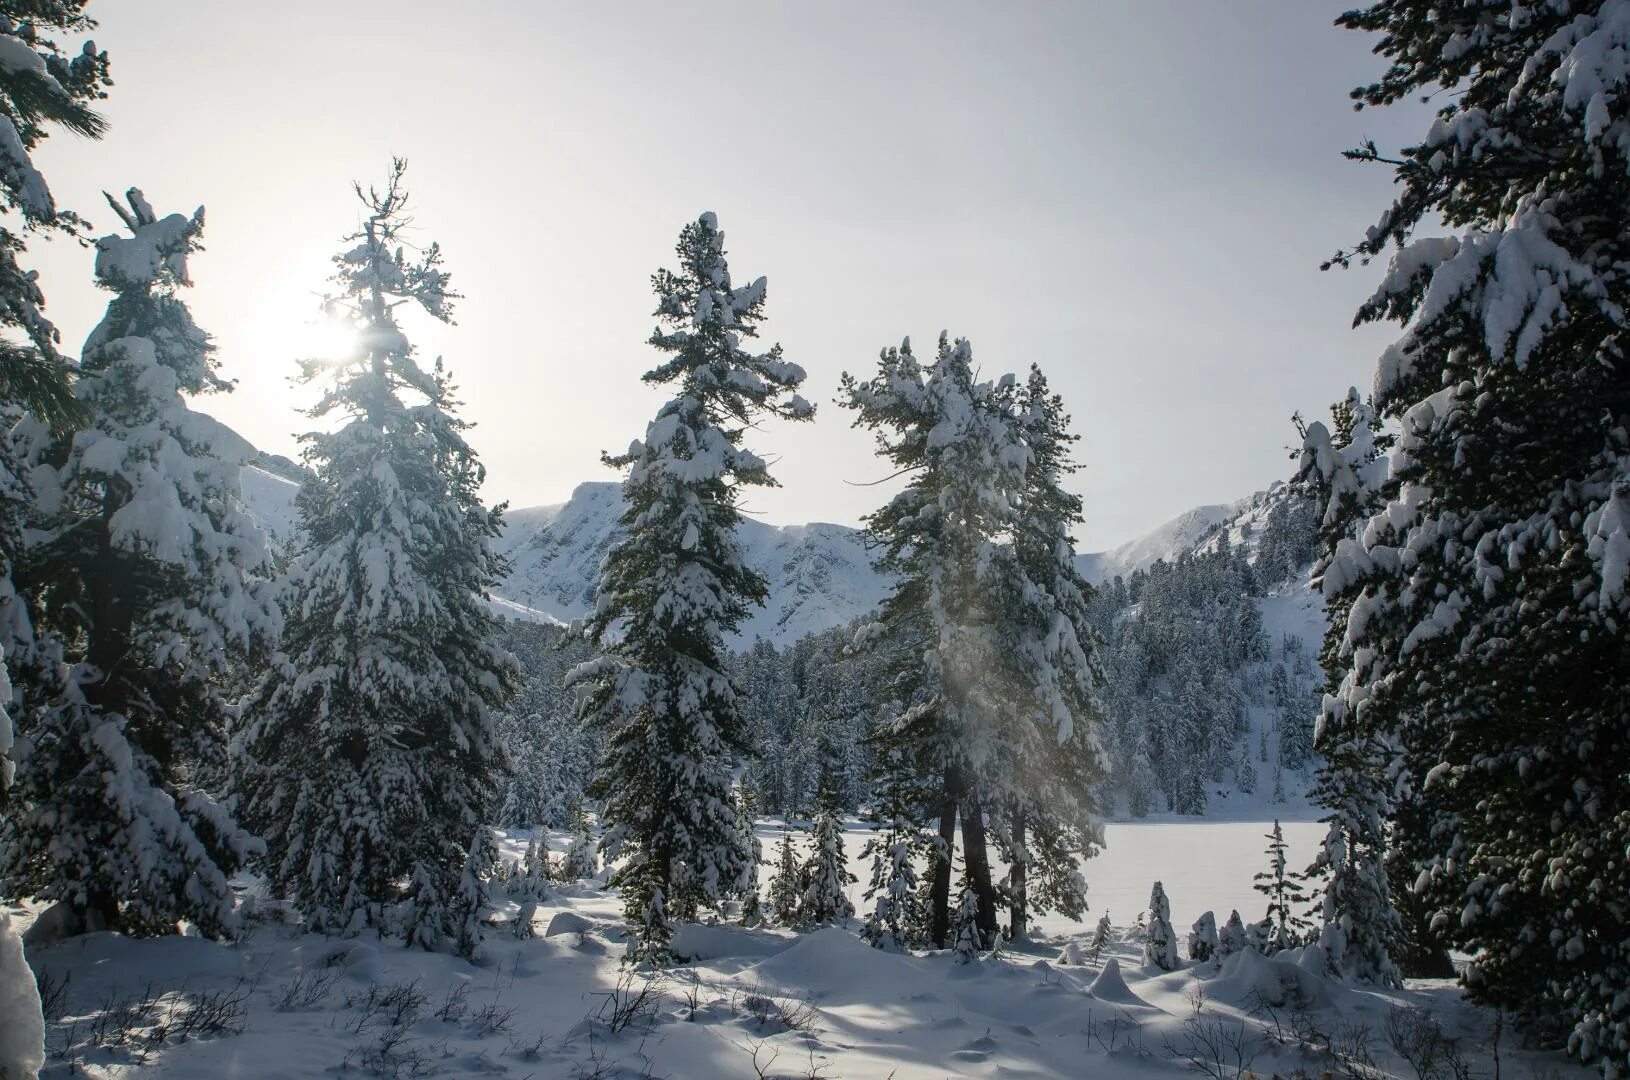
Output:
left=671, top=922, right=794, bottom=962
left=1087, top=957, right=1149, bottom=1006
left=1082, top=957, right=1147, bottom=1009
left=744, top=926, right=923, bottom=997
left=544, top=911, right=594, bottom=938
left=1209, top=946, right=1330, bottom=1010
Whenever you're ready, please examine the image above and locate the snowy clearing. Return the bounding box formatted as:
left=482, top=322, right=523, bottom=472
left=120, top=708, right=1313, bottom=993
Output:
left=12, top=820, right=1576, bottom=1080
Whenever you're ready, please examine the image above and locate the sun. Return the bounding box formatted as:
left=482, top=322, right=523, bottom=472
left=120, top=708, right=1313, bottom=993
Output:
left=287, top=310, right=360, bottom=365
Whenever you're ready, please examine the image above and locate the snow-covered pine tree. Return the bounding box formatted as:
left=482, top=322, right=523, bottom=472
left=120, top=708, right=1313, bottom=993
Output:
left=860, top=754, right=924, bottom=951
left=517, top=836, right=550, bottom=899
left=950, top=867, right=982, bottom=963
left=451, top=826, right=496, bottom=960
left=2, top=191, right=278, bottom=938
left=766, top=824, right=801, bottom=927
left=0, top=13, right=110, bottom=852
left=562, top=810, right=598, bottom=882
left=1219, top=910, right=1247, bottom=958
left=993, top=365, right=1107, bottom=943
left=799, top=776, right=855, bottom=925
left=1189, top=911, right=1219, bottom=963
left=1089, top=911, right=1112, bottom=962
left=569, top=212, right=811, bottom=964
left=1252, top=821, right=1310, bottom=955
left=1321, top=2, right=1630, bottom=1060
left=1143, top=881, right=1179, bottom=971
left=840, top=334, right=1028, bottom=947
left=1296, top=392, right=1403, bottom=987
left=234, top=161, right=515, bottom=940
left=733, top=788, right=763, bottom=925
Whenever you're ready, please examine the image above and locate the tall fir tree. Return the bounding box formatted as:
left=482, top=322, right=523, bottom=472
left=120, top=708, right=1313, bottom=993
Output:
left=1323, top=3, right=1630, bottom=1060
left=0, top=2, right=111, bottom=833
left=1297, top=391, right=1403, bottom=986
left=840, top=334, right=1028, bottom=948
left=234, top=161, right=515, bottom=941
left=569, top=211, right=812, bottom=963
left=993, top=365, right=1107, bottom=942
left=2, top=192, right=278, bottom=937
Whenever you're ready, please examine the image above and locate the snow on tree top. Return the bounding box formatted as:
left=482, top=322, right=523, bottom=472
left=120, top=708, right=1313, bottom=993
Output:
left=94, top=193, right=201, bottom=290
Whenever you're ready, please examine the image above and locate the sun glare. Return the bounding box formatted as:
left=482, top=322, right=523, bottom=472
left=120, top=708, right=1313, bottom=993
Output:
left=289, top=312, right=360, bottom=365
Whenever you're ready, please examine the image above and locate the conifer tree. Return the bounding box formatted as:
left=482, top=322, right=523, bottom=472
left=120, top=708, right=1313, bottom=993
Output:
left=570, top=212, right=811, bottom=964
left=2, top=191, right=278, bottom=937
left=860, top=758, right=924, bottom=951
left=1219, top=910, right=1247, bottom=958
left=841, top=334, right=1028, bottom=946
left=767, top=824, right=802, bottom=927
left=1296, top=392, right=1402, bottom=987
left=234, top=161, right=515, bottom=939
left=0, top=12, right=110, bottom=849
left=1088, top=912, right=1112, bottom=962
left=799, top=776, right=855, bottom=925
left=950, top=866, right=982, bottom=963
left=1321, top=2, right=1630, bottom=1059
left=562, top=813, right=598, bottom=883
left=518, top=836, right=551, bottom=898
left=732, top=790, right=763, bottom=925
left=451, top=826, right=495, bottom=960
left=1189, top=911, right=1219, bottom=963
left=1252, top=821, right=1310, bottom=955
left=993, top=365, right=1107, bottom=942
left=1143, top=881, right=1179, bottom=971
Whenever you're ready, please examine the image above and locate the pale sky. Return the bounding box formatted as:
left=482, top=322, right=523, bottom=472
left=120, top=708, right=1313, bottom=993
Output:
left=30, top=1, right=1425, bottom=551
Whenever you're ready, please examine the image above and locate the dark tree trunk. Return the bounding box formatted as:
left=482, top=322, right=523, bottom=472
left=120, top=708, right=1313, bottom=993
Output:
left=959, top=792, right=999, bottom=946
left=928, top=765, right=961, bottom=947
left=1009, top=807, right=1028, bottom=944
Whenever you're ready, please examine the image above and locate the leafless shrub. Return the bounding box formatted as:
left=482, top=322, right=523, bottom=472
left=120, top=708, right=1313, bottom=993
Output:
left=344, top=1023, right=432, bottom=1078
left=345, top=978, right=428, bottom=1034
left=1331, top=1018, right=1385, bottom=1080
left=588, top=968, right=666, bottom=1034
left=33, top=968, right=71, bottom=1022
left=677, top=971, right=705, bottom=1019
left=1246, top=987, right=1290, bottom=1044
left=797, top=1045, right=835, bottom=1078
left=434, top=980, right=470, bottom=1023
left=507, top=1030, right=549, bottom=1060
left=470, top=998, right=515, bottom=1035
left=1164, top=1013, right=1264, bottom=1080
left=730, top=980, right=822, bottom=1035
left=1387, top=1004, right=1454, bottom=1080
left=274, top=965, right=341, bottom=1011
left=163, top=978, right=254, bottom=1041
left=739, top=1036, right=781, bottom=1079
left=1085, top=1007, right=1150, bottom=1057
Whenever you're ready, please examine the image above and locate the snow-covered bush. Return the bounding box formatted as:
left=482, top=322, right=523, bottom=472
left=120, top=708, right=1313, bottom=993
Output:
left=1189, top=911, right=1219, bottom=963
left=1143, top=881, right=1179, bottom=971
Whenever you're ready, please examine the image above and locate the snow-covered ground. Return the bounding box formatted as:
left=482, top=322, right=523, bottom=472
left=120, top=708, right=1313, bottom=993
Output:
left=13, top=819, right=1580, bottom=1080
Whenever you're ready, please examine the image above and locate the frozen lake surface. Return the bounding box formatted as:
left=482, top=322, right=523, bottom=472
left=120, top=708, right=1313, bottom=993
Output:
left=779, top=816, right=1330, bottom=943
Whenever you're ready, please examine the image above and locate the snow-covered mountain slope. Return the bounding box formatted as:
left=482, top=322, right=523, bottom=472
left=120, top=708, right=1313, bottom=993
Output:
left=494, top=482, right=888, bottom=647
left=1077, top=501, right=1245, bottom=584
left=229, top=428, right=1316, bottom=653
